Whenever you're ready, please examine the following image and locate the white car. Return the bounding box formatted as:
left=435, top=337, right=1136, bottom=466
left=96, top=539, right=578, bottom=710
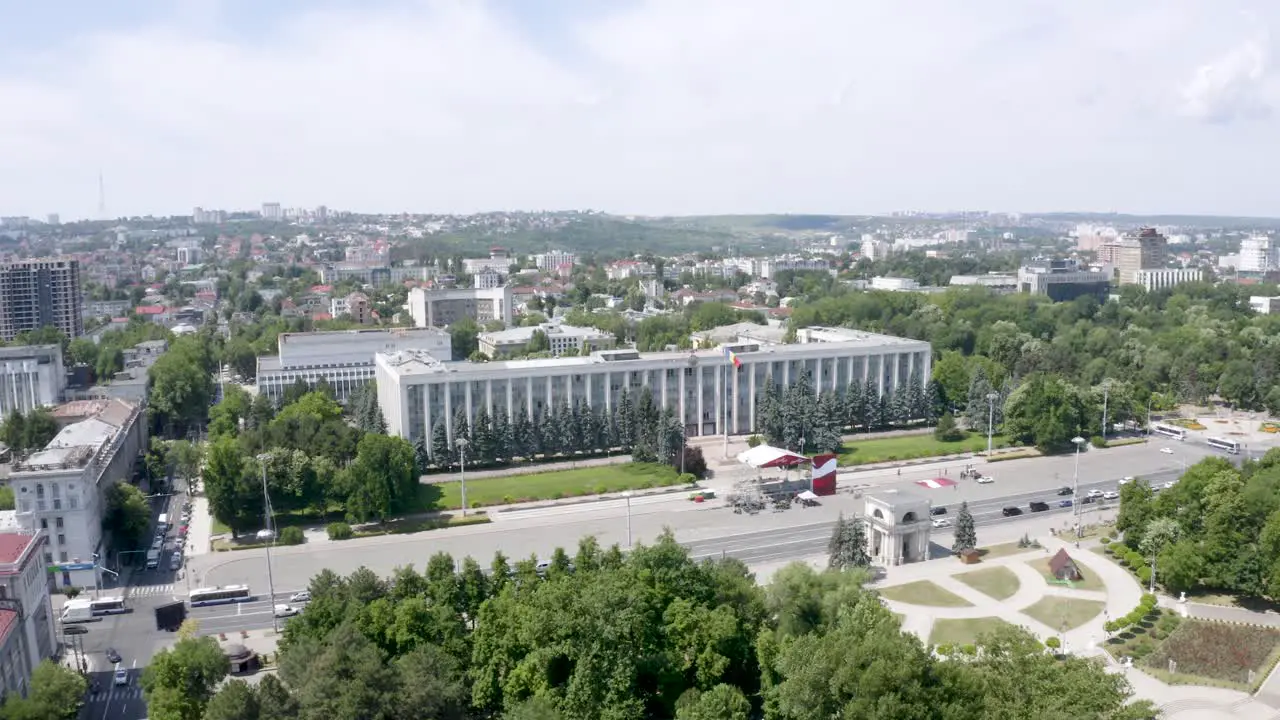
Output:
left=1103, top=491, right=1120, bottom=500
left=1087, top=489, right=1104, bottom=498
left=1160, top=447, right=1174, bottom=454
left=1119, top=477, right=1135, bottom=485
left=976, top=475, right=995, bottom=484
left=931, top=517, right=953, bottom=528
left=1162, top=481, right=1175, bottom=489
left=113, top=668, right=129, bottom=687
left=290, top=591, right=311, bottom=603
left=273, top=604, right=299, bottom=618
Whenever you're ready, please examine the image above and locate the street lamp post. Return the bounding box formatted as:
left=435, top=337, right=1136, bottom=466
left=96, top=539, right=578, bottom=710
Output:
left=256, top=453, right=279, bottom=632
left=1101, top=383, right=1110, bottom=442
left=1071, top=436, right=1085, bottom=537
left=986, top=392, right=999, bottom=456
left=456, top=438, right=469, bottom=517
left=622, top=491, right=633, bottom=548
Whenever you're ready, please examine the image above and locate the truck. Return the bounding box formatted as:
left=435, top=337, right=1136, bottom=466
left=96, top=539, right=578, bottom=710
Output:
left=145, top=549, right=160, bottom=569
left=154, top=601, right=186, bottom=632
left=60, top=599, right=94, bottom=623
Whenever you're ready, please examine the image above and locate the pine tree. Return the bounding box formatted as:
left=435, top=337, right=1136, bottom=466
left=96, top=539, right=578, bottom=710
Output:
left=430, top=422, right=450, bottom=468
left=844, top=380, right=864, bottom=432
left=953, top=501, right=978, bottom=553
left=582, top=406, right=602, bottom=453
left=511, top=411, right=533, bottom=461
left=828, top=513, right=870, bottom=569
left=905, top=370, right=926, bottom=425
left=995, top=375, right=1016, bottom=429
left=924, top=380, right=943, bottom=423
left=617, top=389, right=635, bottom=451
left=874, top=390, right=892, bottom=430
left=472, top=407, right=494, bottom=464
left=413, top=437, right=430, bottom=474
left=451, top=408, right=470, bottom=465
left=492, top=409, right=513, bottom=462
left=758, top=377, right=783, bottom=443
left=813, top=392, right=844, bottom=453
left=541, top=407, right=561, bottom=457
left=966, top=366, right=994, bottom=433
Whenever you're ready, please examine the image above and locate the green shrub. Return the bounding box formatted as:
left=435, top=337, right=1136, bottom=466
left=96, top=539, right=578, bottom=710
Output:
left=593, top=484, right=608, bottom=495
left=1090, top=435, right=1107, bottom=448
left=1100, top=537, right=1112, bottom=545
left=278, top=526, right=305, bottom=546
left=746, top=435, right=763, bottom=448
left=1137, top=566, right=1152, bottom=583
left=502, top=495, right=515, bottom=504
left=638, top=480, right=654, bottom=489
left=327, top=522, right=353, bottom=540
left=677, top=473, right=696, bottom=485
left=1045, top=636, right=1061, bottom=650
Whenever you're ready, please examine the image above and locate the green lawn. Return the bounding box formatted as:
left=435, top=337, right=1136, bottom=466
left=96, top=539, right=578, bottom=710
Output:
left=954, top=566, right=1020, bottom=601
left=837, top=432, right=1008, bottom=466
left=1021, top=596, right=1105, bottom=631
left=929, top=617, right=1016, bottom=647
left=211, top=518, right=230, bottom=536
left=879, top=580, right=973, bottom=608
left=1029, top=557, right=1107, bottom=592
left=416, top=462, right=686, bottom=511
left=978, top=541, right=1036, bottom=560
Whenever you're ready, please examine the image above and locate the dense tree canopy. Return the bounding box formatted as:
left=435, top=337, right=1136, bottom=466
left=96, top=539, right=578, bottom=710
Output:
left=188, top=532, right=1160, bottom=719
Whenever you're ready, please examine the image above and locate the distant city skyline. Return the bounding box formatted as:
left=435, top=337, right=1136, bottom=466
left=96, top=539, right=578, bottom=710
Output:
left=1, top=1, right=1278, bottom=220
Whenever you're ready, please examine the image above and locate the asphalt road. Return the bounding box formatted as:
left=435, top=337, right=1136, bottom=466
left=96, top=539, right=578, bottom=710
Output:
left=82, top=441, right=1231, bottom=672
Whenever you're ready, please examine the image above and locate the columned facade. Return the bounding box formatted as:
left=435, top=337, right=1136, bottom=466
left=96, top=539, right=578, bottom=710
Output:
left=376, top=329, right=932, bottom=455
left=865, top=491, right=932, bottom=566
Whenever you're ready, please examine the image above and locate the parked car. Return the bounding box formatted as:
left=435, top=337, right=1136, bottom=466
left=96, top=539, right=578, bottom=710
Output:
left=1119, top=477, right=1135, bottom=485
left=1057, top=487, right=1073, bottom=496
left=1087, top=489, right=1104, bottom=498
left=1029, top=501, right=1050, bottom=512
left=63, top=625, right=88, bottom=635
left=290, top=591, right=311, bottom=603
left=931, top=517, right=953, bottom=528
left=1103, top=491, right=1120, bottom=500
left=931, top=506, right=947, bottom=516
left=1001, top=507, right=1022, bottom=517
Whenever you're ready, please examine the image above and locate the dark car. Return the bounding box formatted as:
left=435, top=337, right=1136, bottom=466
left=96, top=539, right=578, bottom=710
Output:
left=1081, top=495, right=1097, bottom=505
left=931, top=506, right=947, bottom=516
left=106, top=648, right=122, bottom=664
left=1001, top=506, right=1022, bottom=517
left=1057, top=487, right=1073, bottom=496
left=63, top=625, right=88, bottom=636
left=1029, top=501, right=1050, bottom=512
left=1059, top=499, right=1073, bottom=508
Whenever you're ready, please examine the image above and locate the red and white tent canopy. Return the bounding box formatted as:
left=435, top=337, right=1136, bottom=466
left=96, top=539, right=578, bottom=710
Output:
left=736, top=444, right=810, bottom=468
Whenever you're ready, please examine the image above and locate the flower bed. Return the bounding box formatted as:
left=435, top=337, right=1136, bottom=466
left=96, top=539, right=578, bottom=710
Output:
left=1169, top=418, right=1206, bottom=431
left=1262, top=422, right=1280, bottom=434
left=1144, top=619, right=1280, bottom=686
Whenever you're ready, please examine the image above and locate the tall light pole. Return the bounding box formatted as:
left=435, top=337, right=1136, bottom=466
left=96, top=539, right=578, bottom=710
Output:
left=455, top=438, right=469, bottom=517
left=622, top=491, right=633, bottom=548
left=1071, top=436, right=1085, bottom=537
left=256, top=453, right=279, bottom=632
left=1101, top=382, right=1111, bottom=442
left=986, top=392, right=999, bottom=456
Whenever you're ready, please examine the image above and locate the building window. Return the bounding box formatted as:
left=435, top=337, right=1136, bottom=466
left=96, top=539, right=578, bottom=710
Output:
left=57, top=535, right=65, bottom=546
left=58, top=552, right=67, bottom=563
left=55, top=518, right=63, bottom=529
left=39, top=519, right=47, bottom=530
left=43, top=553, right=51, bottom=565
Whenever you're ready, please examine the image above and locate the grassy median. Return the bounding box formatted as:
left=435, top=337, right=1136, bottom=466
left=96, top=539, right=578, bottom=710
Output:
left=417, top=461, right=687, bottom=510
left=838, top=432, right=1008, bottom=466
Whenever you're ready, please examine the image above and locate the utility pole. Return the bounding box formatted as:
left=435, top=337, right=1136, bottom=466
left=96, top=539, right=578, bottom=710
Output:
left=1101, top=383, right=1110, bottom=442
left=256, top=453, right=278, bottom=632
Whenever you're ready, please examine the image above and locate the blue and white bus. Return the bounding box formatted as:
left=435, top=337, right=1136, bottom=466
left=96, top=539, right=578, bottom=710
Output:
left=1206, top=437, right=1241, bottom=455
left=189, top=585, right=252, bottom=607
left=1151, top=423, right=1187, bottom=441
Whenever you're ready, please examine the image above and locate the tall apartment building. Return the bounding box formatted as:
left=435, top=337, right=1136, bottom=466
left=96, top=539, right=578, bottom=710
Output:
left=0, top=258, right=83, bottom=341
left=1239, top=236, right=1278, bottom=273
left=1099, top=228, right=1167, bottom=285
left=261, top=203, right=283, bottom=221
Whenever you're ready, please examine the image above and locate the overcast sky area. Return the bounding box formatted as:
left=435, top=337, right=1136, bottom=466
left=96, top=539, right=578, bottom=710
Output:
left=2, top=0, right=1277, bottom=220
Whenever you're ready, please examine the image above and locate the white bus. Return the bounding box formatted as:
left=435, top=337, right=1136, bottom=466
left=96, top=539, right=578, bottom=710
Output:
left=1207, top=437, right=1241, bottom=455
left=157, top=514, right=169, bottom=530
left=1151, top=423, right=1187, bottom=441
left=189, top=585, right=252, bottom=607
left=90, top=597, right=128, bottom=616
left=60, top=600, right=94, bottom=623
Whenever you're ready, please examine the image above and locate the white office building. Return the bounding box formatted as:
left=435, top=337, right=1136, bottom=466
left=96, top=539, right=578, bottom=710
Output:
left=407, top=285, right=513, bottom=329
left=11, top=399, right=146, bottom=589
left=257, top=327, right=452, bottom=405
left=533, top=251, right=576, bottom=272
left=0, top=346, right=63, bottom=418
left=376, top=327, right=930, bottom=453
left=1131, top=267, right=1205, bottom=291
left=478, top=323, right=616, bottom=358
left=1239, top=236, right=1278, bottom=273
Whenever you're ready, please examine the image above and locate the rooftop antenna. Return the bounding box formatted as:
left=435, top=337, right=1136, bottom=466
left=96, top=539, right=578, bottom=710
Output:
left=97, top=172, right=107, bottom=220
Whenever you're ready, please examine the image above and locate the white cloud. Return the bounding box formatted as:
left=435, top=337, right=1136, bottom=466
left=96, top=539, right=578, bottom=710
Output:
left=2, top=0, right=1279, bottom=218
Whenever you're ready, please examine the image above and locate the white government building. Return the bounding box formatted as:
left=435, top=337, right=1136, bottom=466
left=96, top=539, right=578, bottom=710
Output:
left=375, top=326, right=931, bottom=453
left=0, top=346, right=64, bottom=418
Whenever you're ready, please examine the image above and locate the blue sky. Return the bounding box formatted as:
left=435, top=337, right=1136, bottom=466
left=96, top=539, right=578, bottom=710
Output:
left=0, top=1, right=1278, bottom=219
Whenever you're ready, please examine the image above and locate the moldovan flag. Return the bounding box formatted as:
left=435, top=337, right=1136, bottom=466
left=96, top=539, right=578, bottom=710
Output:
left=723, top=347, right=742, bottom=368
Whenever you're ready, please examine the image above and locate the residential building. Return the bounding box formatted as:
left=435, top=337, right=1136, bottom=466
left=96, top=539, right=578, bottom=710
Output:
left=870, top=277, right=918, bottom=291
left=0, top=531, right=57, bottom=702
left=1132, top=268, right=1204, bottom=291
left=376, top=327, right=930, bottom=453
left=605, top=261, right=657, bottom=281
left=1017, top=260, right=1110, bottom=302
left=860, top=238, right=894, bottom=262
left=473, top=270, right=503, bottom=290
left=83, top=300, right=130, bottom=320
left=1099, top=227, right=1168, bottom=285
left=257, top=327, right=452, bottom=405
left=754, top=256, right=830, bottom=280
left=319, top=262, right=391, bottom=286
left=11, top=399, right=146, bottom=588
left=1239, top=236, right=1278, bottom=274
left=478, top=323, right=616, bottom=358
left=533, top=251, right=576, bottom=272
left=0, top=258, right=83, bottom=341
left=462, top=248, right=511, bottom=276
left=406, top=285, right=513, bottom=328
left=0, top=346, right=64, bottom=418
left=261, top=203, right=282, bottom=221
left=331, top=292, right=372, bottom=324
left=176, top=247, right=201, bottom=265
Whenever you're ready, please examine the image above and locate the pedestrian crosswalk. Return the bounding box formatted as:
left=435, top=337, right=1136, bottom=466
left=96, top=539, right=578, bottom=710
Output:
left=86, top=686, right=144, bottom=702
left=126, top=583, right=177, bottom=598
